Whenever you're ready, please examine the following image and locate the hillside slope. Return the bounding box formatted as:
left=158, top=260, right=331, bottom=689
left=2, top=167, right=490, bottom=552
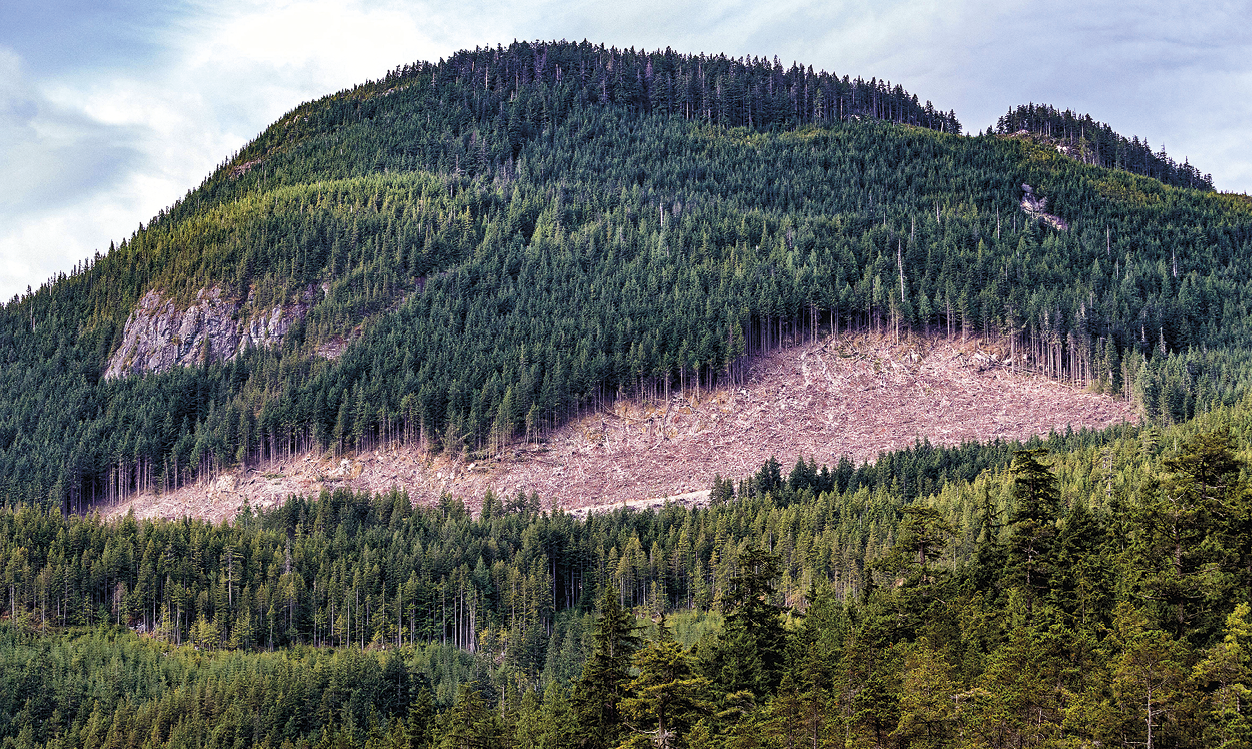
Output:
left=1, top=40, right=1247, bottom=513
left=105, top=333, right=1135, bottom=522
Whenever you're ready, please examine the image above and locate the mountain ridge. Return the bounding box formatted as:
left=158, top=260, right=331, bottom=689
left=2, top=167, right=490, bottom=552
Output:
left=4, top=40, right=1252, bottom=749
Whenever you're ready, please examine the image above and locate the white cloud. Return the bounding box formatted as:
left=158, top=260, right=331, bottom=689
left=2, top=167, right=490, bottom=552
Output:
left=0, top=1, right=497, bottom=302
left=0, top=48, right=153, bottom=299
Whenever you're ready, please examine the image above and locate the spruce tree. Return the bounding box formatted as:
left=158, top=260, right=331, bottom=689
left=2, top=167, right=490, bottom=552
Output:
left=1136, top=429, right=1244, bottom=641
left=619, top=617, right=712, bottom=749
left=713, top=548, right=786, bottom=697
left=1006, top=449, right=1060, bottom=620
left=572, top=588, right=642, bottom=749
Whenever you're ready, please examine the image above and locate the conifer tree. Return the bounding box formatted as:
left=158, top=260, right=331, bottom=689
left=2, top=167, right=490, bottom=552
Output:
left=1137, top=429, right=1244, bottom=640
left=619, top=617, right=712, bottom=749
left=572, top=588, right=642, bottom=749
left=1006, top=449, right=1060, bottom=620
left=712, top=548, right=786, bottom=697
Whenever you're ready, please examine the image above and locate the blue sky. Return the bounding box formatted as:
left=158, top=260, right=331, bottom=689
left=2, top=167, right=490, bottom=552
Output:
left=2, top=0, right=1249, bottom=302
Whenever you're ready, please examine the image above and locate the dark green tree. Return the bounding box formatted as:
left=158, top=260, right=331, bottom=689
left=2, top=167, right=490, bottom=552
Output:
left=1006, top=449, right=1061, bottom=620
left=1136, top=429, right=1244, bottom=641
left=572, top=588, right=643, bottom=749
left=407, top=688, right=435, bottom=749
left=619, top=618, right=713, bottom=749
left=752, top=457, right=784, bottom=498
left=438, top=684, right=503, bottom=749
left=711, top=548, right=786, bottom=697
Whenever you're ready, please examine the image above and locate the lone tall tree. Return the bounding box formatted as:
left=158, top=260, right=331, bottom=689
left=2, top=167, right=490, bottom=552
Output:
left=713, top=548, right=787, bottom=696
left=1007, top=449, right=1060, bottom=620
left=573, top=588, right=643, bottom=749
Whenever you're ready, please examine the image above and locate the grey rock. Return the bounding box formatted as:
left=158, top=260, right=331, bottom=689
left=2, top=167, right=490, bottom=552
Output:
left=104, top=286, right=315, bottom=379
left=1019, top=183, right=1069, bottom=232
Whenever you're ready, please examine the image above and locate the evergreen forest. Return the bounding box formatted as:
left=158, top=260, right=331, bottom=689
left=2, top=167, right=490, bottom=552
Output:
left=3, top=39, right=1252, bottom=748
left=1, top=41, right=1250, bottom=511
left=2, top=410, right=1252, bottom=747
left=994, top=103, right=1214, bottom=191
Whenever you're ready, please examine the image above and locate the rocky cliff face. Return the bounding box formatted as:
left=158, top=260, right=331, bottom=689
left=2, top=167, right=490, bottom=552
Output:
left=1020, top=183, right=1069, bottom=231
left=104, top=286, right=317, bottom=379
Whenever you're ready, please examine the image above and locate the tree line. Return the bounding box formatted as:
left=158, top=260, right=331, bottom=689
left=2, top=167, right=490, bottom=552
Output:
left=995, top=103, right=1214, bottom=191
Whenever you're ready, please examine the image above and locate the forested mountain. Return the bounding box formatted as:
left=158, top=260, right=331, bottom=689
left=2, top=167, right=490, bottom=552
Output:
left=1, top=40, right=1249, bottom=513
left=4, top=38, right=1252, bottom=748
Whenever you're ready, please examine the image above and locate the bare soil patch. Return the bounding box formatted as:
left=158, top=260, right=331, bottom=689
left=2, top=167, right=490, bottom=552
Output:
left=105, top=333, right=1137, bottom=523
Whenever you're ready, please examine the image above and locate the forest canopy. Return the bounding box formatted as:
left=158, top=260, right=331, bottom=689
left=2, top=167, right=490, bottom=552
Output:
left=0, top=405, right=1250, bottom=747
left=1, top=42, right=1248, bottom=514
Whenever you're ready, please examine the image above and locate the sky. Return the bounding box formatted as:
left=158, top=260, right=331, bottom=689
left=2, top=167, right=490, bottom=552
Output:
left=2, top=0, right=1249, bottom=302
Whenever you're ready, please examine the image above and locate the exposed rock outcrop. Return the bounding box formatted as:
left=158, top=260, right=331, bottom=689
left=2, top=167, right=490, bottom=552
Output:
left=1020, top=183, right=1069, bottom=231
left=104, top=286, right=317, bottom=379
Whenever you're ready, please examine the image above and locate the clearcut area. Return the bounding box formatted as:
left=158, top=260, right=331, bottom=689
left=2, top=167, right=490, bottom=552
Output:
left=106, top=333, right=1136, bottom=523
